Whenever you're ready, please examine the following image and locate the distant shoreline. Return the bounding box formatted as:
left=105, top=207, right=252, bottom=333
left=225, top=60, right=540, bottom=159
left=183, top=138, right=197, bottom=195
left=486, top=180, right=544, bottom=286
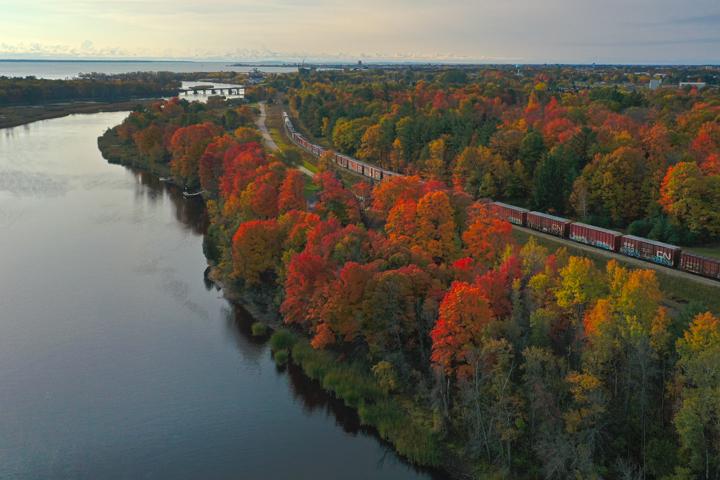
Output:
left=0, top=59, right=196, bottom=63
left=0, top=99, right=156, bottom=129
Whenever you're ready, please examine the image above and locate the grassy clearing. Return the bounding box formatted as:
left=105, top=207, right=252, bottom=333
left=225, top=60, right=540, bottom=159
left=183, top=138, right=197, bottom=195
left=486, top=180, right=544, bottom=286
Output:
left=511, top=229, right=720, bottom=314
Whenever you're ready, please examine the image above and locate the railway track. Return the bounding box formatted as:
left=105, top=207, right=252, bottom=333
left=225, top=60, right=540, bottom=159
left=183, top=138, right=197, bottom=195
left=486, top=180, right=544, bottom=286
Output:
left=256, top=103, right=314, bottom=177
left=277, top=110, right=720, bottom=288
left=512, top=225, right=720, bottom=289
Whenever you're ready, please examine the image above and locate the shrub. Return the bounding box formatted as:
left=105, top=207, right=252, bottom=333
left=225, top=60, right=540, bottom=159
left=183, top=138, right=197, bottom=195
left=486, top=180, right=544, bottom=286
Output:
left=251, top=322, right=269, bottom=337
left=372, top=361, right=398, bottom=394
left=273, top=349, right=289, bottom=366
left=291, top=340, right=334, bottom=380
left=269, top=329, right=296, bottom=352
left=288, top=337, right=442, bottom=467
left=359, top=399, right=442, bottom=467
left=322, top=367, right=383, bottom=407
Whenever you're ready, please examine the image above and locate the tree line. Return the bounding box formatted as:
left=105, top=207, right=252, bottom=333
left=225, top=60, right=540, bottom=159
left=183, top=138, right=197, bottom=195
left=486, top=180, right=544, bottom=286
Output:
left=273, top=68, right=720, bottom=245
left=0, top=72, right=181, bottom=106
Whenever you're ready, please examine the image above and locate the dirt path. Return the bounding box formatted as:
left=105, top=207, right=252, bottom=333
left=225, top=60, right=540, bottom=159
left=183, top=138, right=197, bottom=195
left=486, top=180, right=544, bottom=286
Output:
left=513, top=225, right=720, bottom=289
left=256, top=102, right=314, bottom=177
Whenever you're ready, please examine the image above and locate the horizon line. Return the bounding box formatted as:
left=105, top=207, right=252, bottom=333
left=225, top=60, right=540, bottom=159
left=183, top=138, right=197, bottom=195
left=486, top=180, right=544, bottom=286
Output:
left=1, top=58, right=719, bottom=67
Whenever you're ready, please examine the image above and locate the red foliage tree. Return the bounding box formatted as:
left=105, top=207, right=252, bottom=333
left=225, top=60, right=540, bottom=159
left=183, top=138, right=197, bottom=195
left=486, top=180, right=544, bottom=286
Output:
left=314, top=172, right=361, bottom=225
left=169, top=122, right=222, bottom=187
left=278, top=170, right=307, bottom=213
left=370, top=175, right=426, bottom=219
left=199, top=135, right=238, bottom=196
left=431, top=281, right=494, bottom=379
left=462, top=205, right=513, bottom=268
left=280, top=251, right=334, bottom=329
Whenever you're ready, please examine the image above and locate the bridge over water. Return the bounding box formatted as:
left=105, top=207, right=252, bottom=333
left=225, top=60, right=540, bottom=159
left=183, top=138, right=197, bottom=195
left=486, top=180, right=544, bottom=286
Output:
left=177, top=85, right=244, bottom=96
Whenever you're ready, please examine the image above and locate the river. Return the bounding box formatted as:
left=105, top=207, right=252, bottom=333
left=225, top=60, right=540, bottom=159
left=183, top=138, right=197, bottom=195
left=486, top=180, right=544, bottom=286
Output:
left=0, top=113, right=442, bottom=479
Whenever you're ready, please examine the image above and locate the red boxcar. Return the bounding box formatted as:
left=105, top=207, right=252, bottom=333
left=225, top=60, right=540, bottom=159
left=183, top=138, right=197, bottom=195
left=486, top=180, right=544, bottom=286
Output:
left=526, top=211, right=571, bottom=238
left=619, top=235, right=680, bottom=267
left=568, top=222, right=622, bottom=252
left=490, top=202, right=529, bottom=226
left=679, top=252, right=720, bottom=280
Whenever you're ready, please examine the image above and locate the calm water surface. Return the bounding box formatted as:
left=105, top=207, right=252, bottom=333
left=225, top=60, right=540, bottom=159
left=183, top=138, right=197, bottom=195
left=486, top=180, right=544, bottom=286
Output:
left=0, top=60, right=297, bottom=79
left=0, top=113, right=441, bottom=479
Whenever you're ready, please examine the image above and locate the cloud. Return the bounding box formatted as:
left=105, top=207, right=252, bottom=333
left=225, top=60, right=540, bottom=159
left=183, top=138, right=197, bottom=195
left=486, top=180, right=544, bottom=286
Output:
left=0, top=41, right=518, bottom=63
left=0, top=42, right=141, bottom=59
left=674, top=13, right=720, bottom=24
left=1, top=0, right=719, bottom=63
left=627, top=10, right=720, bottom=27
left=567, top=37, right=720, bottom=48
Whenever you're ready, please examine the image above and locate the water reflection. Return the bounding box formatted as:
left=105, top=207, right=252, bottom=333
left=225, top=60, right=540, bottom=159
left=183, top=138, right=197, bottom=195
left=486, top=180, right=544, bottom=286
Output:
left=128, top=168, right=208, bottom=235
left=223, top=304, right=267, bottom=366
left=226, top=304, right=451, bottom=480
left=130, top=163, right=450, bottom=479
left=0, top=111, right=444, bottom=480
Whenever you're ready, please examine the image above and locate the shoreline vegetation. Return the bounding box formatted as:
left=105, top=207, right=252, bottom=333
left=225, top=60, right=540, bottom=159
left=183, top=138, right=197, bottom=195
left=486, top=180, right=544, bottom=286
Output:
left=97, top=67, right=720, bottom=479
left=0, top=70, right=251, bottom=129
left=97, top=101, right=454, bottom=478
left=0, top=99, right=157, bottom=129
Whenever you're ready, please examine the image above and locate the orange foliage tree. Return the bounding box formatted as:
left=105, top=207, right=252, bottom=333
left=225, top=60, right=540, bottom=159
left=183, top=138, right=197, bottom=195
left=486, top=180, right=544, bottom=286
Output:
left=231, top=219, right=284, bottom=285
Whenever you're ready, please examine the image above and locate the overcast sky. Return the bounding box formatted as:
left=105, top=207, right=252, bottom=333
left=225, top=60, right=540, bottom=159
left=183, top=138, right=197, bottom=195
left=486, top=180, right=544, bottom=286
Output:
left=1, top=0, right=719, bottom=63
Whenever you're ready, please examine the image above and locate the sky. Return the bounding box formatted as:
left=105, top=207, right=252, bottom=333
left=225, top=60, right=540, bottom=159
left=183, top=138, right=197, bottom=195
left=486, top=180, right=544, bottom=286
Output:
left=1, top=0, right=719, bottom=64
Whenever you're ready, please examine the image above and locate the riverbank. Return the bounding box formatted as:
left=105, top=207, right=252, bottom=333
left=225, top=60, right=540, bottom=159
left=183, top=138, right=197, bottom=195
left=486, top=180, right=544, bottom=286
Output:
left=0, top=99, right=156, bottom=129
left=98, top=128, right=172, bottom=178
left=1, top=110, right=436, bottom=480
left=97, top=102, right=462, bottom=479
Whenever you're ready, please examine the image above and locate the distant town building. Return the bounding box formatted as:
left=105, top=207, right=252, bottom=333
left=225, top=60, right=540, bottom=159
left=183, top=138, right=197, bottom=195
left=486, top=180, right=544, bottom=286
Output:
left=649, top=79, right=662, bottom=90
left=246, top=68, right=265, bottom=85
left=679, top=81, right=707, bottom=89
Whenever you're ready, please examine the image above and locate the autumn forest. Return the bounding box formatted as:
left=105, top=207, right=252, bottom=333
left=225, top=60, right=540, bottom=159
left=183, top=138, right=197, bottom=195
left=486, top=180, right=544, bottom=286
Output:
left=98, top=66, right=720, bottom=479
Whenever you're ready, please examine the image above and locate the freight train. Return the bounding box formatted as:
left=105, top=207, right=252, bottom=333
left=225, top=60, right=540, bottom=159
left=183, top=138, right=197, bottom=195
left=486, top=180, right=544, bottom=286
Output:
left=283, top=112, right=398, bottom=181
left=489, top=202, right=720, bottom=281
left=282, top=112, right=720, bottom=282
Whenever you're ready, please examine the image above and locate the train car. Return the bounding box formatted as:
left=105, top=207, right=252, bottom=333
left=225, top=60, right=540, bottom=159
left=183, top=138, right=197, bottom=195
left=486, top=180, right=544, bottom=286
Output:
left=348, top=159, right=362, bottom=174
left=568, top=222, right=622, bottom=252
left=526, top=211, right=571, bottom=238
left=679, top=252, right=720, bottom=280
left=489, top=202, right=529, bottom=226
left=335, top=153, right=347, bottom=168
left=619, top=235, right=680, bottom=267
